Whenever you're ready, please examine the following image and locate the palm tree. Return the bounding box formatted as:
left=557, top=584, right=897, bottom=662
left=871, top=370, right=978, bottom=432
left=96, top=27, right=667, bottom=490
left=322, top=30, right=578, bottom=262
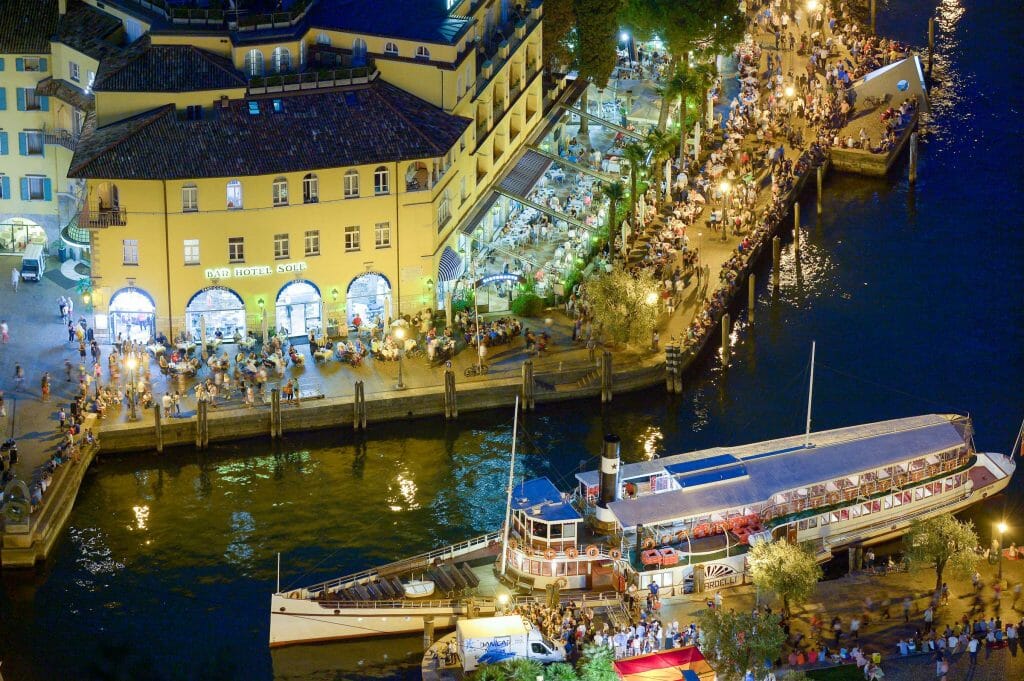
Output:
left=661, top=62, right=717, bottom=168
left=502, top=657, right=544, bottom=681
left=644, top=128, right=676, bottom=203
left=601, top=180, right=627, bottom=260
left=622, top=142, right=647, bottom=235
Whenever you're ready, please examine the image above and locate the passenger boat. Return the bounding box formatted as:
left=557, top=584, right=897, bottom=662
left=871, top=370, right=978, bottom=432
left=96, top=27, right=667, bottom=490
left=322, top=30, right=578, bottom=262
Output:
left=269, top=406, right=1016, bottom=647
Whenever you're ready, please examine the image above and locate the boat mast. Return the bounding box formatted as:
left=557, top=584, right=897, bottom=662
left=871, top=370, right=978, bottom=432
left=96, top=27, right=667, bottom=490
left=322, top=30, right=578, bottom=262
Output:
left=804, top=341, right=816, bottom=448
left=277, top=552, right=281, bottom=593
left=499, top=397, right=520, bottom=577
left=1012, top=416, right=1024, bottom=459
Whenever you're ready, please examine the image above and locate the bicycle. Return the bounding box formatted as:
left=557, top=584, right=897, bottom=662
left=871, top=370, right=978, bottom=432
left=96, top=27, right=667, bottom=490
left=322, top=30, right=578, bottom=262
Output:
left=464, top=363, right=489, bottom=377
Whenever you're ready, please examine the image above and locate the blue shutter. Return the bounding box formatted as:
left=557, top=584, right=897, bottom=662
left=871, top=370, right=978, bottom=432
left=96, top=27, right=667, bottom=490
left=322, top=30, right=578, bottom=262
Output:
left=39, top=58, right=47, bottom=72
left=0, top=132, right=8, bottom=155
left=18, top=132, right=27, bottom=156
left=0, top=88, right=5, bottom=110
left=0, top=57, right=5, bottom=71
left=39, top=95, right=49, bottom=112
left=19, top=177, right=29, bottom=200
left=1, top=176, right=10, bottom=199
left=43, top=178, right=52, bottom=201
left=15, top=58, right=24, bottom=71
left=16, top=88, right=25, bottom=111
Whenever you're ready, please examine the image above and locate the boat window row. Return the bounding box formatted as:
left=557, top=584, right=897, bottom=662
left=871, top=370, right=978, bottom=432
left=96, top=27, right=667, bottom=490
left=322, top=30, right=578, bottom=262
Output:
left=803, top=472, right=969, bottom=528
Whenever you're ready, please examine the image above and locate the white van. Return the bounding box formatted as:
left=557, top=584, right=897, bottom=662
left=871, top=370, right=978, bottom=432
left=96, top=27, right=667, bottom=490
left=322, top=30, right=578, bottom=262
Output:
left=20, top=243, right=46, bottom=281
left=456, top=615, right=566, bottom=672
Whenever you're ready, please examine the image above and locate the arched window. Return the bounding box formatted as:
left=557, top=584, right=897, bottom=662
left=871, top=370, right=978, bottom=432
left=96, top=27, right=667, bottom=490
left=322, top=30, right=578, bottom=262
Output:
left=226, top=180, right=242, bottom=209
left=373, top=166, right=390, bottom=195
left=352, top=38, right=368, bottom=66
left=415, top=46, right=430, bottom=60
left=316, top=32, right=331, bottom=46
left=272, top=177, right=289, bottom=206
left=343, top=170, right=359, bottom=198
left=302, top=173, right=319, bottom=204
left=271, top=47, right=292, bottom=74
left=384, top=42, right=399, bottom=56
left=244, top=49, right=264, bottom=77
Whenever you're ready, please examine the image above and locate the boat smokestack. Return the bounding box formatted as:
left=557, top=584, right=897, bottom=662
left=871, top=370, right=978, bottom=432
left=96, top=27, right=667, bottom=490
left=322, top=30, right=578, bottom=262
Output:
left=594, top=434, right=621, bottom=532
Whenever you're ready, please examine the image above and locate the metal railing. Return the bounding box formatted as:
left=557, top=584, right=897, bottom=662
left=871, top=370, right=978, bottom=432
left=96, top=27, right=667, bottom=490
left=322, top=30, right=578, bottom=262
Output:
left=44, top=128, right=79, bottom=151
left=85, top=206, right=126, bottom=228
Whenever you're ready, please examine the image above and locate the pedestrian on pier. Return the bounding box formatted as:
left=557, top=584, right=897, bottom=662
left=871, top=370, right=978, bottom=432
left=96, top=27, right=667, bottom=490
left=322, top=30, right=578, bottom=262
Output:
left=41, top=372, right=50, bottom=402
left=14, top=364, right=24, bottom=390
left=903, top=597, right=912, bottom=623
left=1, top=319, right=8, bottom=344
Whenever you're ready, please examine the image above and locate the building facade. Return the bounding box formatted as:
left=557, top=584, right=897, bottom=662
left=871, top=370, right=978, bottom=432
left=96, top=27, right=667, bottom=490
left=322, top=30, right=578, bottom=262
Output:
left=54, top=0, right=544, bottom=342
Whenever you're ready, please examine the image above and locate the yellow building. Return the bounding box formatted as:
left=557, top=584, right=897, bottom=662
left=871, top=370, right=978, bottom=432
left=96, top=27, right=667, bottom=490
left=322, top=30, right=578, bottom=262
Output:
left=0, top=0, right=124, bottom=257
left=58, top=0, right=545, bottom=342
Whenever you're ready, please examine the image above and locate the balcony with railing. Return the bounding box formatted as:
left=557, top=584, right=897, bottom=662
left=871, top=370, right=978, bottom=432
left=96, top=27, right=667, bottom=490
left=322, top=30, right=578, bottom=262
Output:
left=83, top=201, right=126, bottom=228
left=248, top=59, right=378, bottom=95
left=475, top=3, right=540, bottom=97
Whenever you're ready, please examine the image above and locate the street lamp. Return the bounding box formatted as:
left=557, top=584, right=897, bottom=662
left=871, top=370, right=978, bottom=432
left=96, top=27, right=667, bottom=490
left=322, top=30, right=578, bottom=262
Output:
left=391, top=320, right=408, bottom=390
left=719, top=180, right=731, bottom=241
left=997, top=521, right=1008, bottom=581
left=126, top=356, right=138, bottom=421
left=620, top=31, right=633, bottom=68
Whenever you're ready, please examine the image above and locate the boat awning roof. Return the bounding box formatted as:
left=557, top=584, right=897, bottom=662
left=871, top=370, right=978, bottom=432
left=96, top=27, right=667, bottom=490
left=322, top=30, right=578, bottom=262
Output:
left=531, top=501, right=583, bottom=523
left=584, top=414, right=967, bottom=529
left=511, top=477, right=563, bottom=510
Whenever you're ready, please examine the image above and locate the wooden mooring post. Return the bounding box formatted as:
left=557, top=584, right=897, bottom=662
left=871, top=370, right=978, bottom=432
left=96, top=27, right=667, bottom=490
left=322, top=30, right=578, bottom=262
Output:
left=664, top=345, right=682, bottom=394
left=909, top=132, right=919, bottom=184
left=748, top=273, right=756, bottom=323
left=444, top=369, right=458, bottom=419
left=353, top=380, right=366, bottom=430
left=154, top=404, right=164, bottom=454
left=721, top=313, right=731, bottom=364
left=772, top=236, right=781, bottom=288
left=928, top=17, right=935, bottom=74
left=600, top=351, right=613, bottom=403
left=521, top=360, right=535, bottom=411
left=793, top=202, right=801, bottom=251
left=870, top=0, right=877, bottom=35
left=816, top=166, right=824, bottom=215
left=195, top=400, right=209, bottom=450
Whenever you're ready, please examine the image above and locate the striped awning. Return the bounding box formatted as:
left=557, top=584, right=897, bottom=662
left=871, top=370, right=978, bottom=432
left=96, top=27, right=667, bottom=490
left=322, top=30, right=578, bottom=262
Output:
left=438, top=246, right=464, bottom=282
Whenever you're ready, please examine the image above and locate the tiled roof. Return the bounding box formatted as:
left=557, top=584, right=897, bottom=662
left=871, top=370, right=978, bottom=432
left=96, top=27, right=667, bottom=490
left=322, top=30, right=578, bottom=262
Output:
left=35, top=76, right=94, bottom=111
left=94, top=40, right=248, bottom=93
left=306, top=0, right=470, bottom=45
left=57, top=0, right=125, bottom=62
left=0, top=0, right=59, bottom=54
left=69, top=78, right=472, bottom=180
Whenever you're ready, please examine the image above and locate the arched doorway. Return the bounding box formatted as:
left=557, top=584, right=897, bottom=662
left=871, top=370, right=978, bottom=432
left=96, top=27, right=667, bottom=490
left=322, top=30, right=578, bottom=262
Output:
left=346, top=272, right=391, bottom=328
left=276, top=280, right=321, bottom=338
left=108, top=287, right=156, bottom=343
left=352, top=38, right=368, bottom=66
left=185, top=287, right=246, bottom=342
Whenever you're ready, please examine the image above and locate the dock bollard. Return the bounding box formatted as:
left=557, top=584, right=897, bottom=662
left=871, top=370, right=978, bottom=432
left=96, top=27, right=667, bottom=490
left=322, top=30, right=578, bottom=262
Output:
left=521, top=360, right=535, bottom=411
left=793, top=202, right=800, bottom=251
left=194, top=401, right=203, bottom=450
left=772, top=236, right=781, bottom=289
left=721, top=313, right=731, bottom=364
left=444, top=370, right=458, bottom=419
left=270, top=388, right=281, bottom=438
left=816, top=166, right=823, bottom=215
left=154, top=404, right=164, bottom=454
left=600, top=351, right=613, bottom=403
left=748, top=273, right=756, bottom=323
left=353, top=380, right=366, bottom=431
left=909, top=132, right=919, bottom=184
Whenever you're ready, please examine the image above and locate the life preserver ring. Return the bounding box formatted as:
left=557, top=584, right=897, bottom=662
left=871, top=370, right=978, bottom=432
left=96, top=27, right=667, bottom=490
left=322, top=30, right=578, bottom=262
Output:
left=555, top=577, right=568, bottom=589
left=642, top=537, right=656, bottom=550
left=508, top=538, right=518, bottom=551
left=585, top=545, right=600, bottom=558
left=565, top=546, right=579, bottom=559
left=661, top=535, right=673, bottom=546
left=609, top=548, right=622, bottom=560
left=675, top=530, right=689, bottom=542
left=544, top=548, right=557, bottom=560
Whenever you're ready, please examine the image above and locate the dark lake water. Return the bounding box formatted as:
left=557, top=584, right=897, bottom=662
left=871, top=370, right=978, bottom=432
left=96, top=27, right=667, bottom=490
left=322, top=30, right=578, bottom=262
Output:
left=2, top=1, right=1022, bottom=679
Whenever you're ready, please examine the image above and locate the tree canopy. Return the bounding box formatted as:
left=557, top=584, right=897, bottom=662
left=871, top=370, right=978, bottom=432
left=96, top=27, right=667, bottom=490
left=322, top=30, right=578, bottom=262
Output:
left=699, top=608, right=786, bottom=681
left=543, top=0, right=576, bottom=71
left=573, top=0, right=622, bottom=87
left=903, top=515, right=980, bottom=592
left=585, top=269, right=661, bottom=345
left=748, top=540, right=823, bottom=617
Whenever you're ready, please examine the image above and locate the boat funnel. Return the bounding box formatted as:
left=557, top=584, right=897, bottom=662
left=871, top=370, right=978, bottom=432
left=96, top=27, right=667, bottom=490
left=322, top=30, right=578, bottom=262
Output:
left=594, top=434, right=621, bottom=532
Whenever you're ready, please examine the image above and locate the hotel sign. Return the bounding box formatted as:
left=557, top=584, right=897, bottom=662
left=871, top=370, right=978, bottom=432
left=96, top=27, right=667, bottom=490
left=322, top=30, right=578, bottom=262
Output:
left=205, top=261, right=308, bottom=280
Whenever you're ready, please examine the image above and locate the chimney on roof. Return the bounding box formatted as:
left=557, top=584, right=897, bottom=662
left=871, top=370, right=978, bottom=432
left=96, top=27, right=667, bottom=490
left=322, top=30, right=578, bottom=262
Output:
left=59, top=0, right=67, bottom=15
left=219, top=95, right=230, bottom=109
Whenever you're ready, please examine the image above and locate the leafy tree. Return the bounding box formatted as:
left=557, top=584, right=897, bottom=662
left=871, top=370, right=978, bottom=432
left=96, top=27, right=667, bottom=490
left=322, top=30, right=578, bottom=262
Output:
left=698, top=609, right=786, bottom=681
left=578, top=641, right=618, bottom=681
left=573, top=0, right=621, bottom=88
left=660, top=63, right=716, bottom=165
left=748, top=540, right=823, bottom=618
left=621, top=0, right=744, bottom=129
left=903, top=515, right=980, bottom=593
left=585, top=269, right=661, bottom=345
left=502, top=657, right=544, bottom=681
left=644, top=128, right=676, bottom=203
left=543, top=0, right=577, bottom=71
left=600, top=181, right=627, bottom=256
left=622, top=142, right=647, bottom=232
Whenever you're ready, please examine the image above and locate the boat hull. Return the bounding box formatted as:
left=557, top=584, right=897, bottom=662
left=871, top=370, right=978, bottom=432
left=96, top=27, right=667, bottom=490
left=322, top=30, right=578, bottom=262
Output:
left=269, top=595, right=496, bottom=648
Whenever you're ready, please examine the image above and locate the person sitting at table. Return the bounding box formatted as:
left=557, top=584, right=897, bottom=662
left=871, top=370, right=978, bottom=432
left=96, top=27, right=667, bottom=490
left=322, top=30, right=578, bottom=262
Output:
left=232, top=329, right=242, bottom=344
left=308, top=331, right=319, bottom=353
left=288, top=345, right=305, bottom=366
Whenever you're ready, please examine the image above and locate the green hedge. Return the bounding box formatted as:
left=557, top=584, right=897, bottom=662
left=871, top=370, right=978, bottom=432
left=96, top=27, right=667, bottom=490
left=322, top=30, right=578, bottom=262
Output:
left=511, top=293, right=544, bottom=317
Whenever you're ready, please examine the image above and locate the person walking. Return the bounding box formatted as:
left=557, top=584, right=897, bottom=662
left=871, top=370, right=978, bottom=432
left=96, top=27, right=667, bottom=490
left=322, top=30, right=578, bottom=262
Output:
left=903, top=596, right=913, bottom=623
left=850, top=615, right=861, bottom=641
left=14, top=364, right=24, bottom=390
left=58, top=406, right=67, bottom=430
left=10, top=267, right=19, bottom=292
left=40, top=372, right=51, bottom=402
left=967, top=636, right=979, bottom=665
left=924, top=605, right=934, bottom=633
left=0, top=319, right=8, bottom=344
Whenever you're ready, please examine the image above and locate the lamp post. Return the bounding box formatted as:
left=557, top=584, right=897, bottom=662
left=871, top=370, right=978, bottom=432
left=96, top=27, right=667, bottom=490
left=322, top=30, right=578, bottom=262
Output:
left=620, top=31, right=633, bottom=68
left=997, top=522, right=1007, bottom=581
left=126, top=356, right=138, bottom=421
left=392, top=320, right=407, bottom=390
left=719, top=180, right=731, bottom=241
left=806, top=0, right=819, bottom=31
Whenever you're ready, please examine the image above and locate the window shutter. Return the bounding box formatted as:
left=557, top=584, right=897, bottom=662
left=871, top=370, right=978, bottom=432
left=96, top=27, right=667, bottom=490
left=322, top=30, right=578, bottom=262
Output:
left=0, top=132, right=7, bottom=155
left=0, top=88, right=5, bottom=110
left=39, top=58, right=48, bottom=72
left=1, top=176, right=10, bottom=199
left=19, top=177, right=29, bottom=200
left=0, top=57, right=5, bottom=71
left=43, top=178, right=53, bottom=201
left=18, top=132, right=27, bottom=156
left=15, top=58, right=24, bottom=71
left=39, top=95, right=49, bottom=112
left=16, top=88, right=25, bottom=111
